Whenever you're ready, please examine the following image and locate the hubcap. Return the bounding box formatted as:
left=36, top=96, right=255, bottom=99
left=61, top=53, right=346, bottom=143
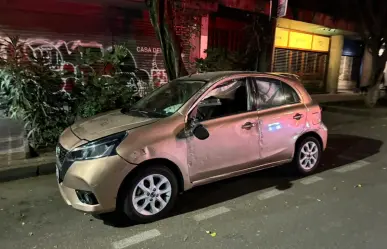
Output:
left=299, top=141, right=319, bottom=170
left=132, top=174, right=172, bottom=216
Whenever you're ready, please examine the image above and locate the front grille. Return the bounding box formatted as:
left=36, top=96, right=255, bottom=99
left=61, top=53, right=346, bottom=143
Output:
left=57, top=143, right=68, bottom=164
left=56, top=143, right=72, bottom=183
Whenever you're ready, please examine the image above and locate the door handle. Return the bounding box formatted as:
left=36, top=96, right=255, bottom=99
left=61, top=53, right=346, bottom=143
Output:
left=293, top=113, right=303, bottom=120
left=242, top=122, right=256, bottom=130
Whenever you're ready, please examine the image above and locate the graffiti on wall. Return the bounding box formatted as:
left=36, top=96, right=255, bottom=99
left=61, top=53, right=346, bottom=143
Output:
left=0, top=36, right=168, bottom=96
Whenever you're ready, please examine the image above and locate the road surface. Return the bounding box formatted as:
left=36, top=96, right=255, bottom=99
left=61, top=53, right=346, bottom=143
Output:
left=1, top=112, right=387, bottom=249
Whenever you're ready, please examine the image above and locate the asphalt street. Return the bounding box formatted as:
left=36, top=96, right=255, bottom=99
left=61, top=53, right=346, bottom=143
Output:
left=1, top=111, right=387, bottom=249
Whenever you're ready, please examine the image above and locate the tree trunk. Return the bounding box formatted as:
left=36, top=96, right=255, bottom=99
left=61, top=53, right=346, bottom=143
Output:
left=364, top=68, right=383, bottom=107
left=146, top=0, right=188, bottom=81
left=364, top=84, right=380, bottom=107
left=364, top=47, right=386, bottom=107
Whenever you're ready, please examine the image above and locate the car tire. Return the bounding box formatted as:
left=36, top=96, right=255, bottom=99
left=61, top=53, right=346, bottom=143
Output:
left=293, top=136, right=322, bottom=175
left=121, top=165, right=178, bottom=223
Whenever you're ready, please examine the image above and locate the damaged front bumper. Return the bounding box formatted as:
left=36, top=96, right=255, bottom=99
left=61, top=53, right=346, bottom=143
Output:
left=57, top=155, right=136, bottom=214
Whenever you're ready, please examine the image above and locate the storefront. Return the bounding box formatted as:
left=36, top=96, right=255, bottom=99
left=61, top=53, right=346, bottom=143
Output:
left=272, top=27, right=330, bottom=92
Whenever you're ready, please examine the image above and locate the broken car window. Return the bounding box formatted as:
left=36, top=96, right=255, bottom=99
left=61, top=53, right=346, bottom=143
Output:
left=196, top=78, right=251, bottom=121
left=127, top=80, right=206, bottom=117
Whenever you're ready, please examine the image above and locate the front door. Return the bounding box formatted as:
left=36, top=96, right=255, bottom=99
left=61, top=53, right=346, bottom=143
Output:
left=250, top=77, right=307, bottom=165
left=187, top=77, right=260, bottom=182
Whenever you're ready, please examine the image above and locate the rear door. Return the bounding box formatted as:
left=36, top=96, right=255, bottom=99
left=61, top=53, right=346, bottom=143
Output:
left=250, top=77, right=307, bottom=165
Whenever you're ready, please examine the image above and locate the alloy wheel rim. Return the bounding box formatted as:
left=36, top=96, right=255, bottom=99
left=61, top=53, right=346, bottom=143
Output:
left=132, top=174, right=172, bottom=216
left=299, top=141, right=319, bottom=170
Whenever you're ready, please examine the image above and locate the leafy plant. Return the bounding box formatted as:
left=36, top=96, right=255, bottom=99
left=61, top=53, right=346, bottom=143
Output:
left=0, top=37, right=143, bottom=148
left=0, top=36, right=73, bottom=148
left=71, top=45, right=139, bottom=118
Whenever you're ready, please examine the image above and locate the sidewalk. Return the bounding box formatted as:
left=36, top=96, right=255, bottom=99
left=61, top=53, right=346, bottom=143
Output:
left=311, top=92, right=363, bottom=103
left=316, top=94, right=387, bottom=117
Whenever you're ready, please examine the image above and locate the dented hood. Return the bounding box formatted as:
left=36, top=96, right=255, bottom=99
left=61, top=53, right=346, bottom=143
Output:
left=71, top=109, right=159, bottom=141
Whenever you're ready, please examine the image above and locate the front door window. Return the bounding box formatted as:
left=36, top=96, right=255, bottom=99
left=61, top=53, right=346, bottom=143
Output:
left=194, top=78, right=252, bottom=121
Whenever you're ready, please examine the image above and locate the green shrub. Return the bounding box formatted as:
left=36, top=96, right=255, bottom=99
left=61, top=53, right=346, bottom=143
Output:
left=0, top=37, right=73, bottom=148
left=0, top=38, right=142, bottom=148
left=71, top=45, right=138, bottom=119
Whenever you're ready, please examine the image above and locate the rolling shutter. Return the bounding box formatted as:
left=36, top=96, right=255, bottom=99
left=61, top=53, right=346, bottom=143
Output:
left=272, top=48, right=328, bottom=93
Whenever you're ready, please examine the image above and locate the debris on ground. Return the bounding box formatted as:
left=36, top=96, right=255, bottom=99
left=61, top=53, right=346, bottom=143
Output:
left=183, top=235, right=188, bottom=241
left=206, top=231, right=217, bottom=237
left=355, top=184, right=362, bottom=188
left=28, top=232, right=33, bottom=236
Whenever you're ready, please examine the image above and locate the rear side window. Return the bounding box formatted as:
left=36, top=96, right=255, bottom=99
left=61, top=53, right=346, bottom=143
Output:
left=251, top=78, right=285, bottom=110
left=281, top=82, right=301, bottom=104
left=250, top=77, right=301, bottom=110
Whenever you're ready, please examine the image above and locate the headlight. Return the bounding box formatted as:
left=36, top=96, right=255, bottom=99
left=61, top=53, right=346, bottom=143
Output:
left=67, top=132, right=127, bottom=161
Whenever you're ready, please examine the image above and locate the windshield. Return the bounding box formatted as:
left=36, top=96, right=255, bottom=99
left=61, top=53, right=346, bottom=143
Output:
left=123, top=80, right=206, bottom=118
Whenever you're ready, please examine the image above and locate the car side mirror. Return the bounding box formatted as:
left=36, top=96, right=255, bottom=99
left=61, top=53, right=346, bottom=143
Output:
left=192, top=124, right=209, bottom=140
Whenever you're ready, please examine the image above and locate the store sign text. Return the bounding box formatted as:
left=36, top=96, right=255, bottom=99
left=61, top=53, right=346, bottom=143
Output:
left=136, top=46, right=162, bottom=53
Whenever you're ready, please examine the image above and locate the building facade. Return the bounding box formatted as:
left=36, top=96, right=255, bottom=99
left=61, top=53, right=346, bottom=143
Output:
left=0, top=0, right=215, bottom=94
left=0, top=0, right=361, bottom=95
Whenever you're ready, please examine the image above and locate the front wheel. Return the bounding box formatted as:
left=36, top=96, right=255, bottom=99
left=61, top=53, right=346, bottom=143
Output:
left=122, top=166, right=178, bottom=223
left=294, top=137, right=322, bottom=175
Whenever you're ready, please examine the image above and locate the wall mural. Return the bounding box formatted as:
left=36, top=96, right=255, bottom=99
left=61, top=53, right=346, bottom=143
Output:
left=0, top=36, right=168, bottom=97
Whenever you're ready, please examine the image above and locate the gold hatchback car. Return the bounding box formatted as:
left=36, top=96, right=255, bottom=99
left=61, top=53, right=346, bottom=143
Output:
left=56, top=71, right=328, bottom=223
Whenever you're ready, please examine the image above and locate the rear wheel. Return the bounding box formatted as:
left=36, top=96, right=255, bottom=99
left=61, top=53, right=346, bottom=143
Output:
left=294, top=137, right=322, bottom=175
left=121, top=165, right=178, bottom=223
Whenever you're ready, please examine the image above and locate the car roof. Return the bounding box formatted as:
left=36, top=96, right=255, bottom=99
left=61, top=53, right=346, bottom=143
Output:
left=178, top=71, right=300, bottom=83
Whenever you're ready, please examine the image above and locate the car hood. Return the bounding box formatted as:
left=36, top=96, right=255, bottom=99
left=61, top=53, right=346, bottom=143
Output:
left=71, top=109, right=159, bottom=141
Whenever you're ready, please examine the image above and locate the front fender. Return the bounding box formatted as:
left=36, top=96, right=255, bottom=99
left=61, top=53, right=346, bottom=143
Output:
left=120, top=146, right=192, bottom=191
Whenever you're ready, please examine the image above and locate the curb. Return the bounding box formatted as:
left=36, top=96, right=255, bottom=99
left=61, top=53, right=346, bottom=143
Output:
left=321, top=105, right=387, bottom=118
left=0, top=157, right=55, bottom=183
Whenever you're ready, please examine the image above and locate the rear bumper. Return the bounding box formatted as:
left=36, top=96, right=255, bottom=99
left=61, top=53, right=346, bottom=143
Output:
left=58, top=155, right=137, bottom=214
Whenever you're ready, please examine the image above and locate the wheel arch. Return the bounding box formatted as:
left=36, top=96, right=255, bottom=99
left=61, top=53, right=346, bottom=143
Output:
left=116, top=158, right=186, bottom=209
left=295, top=131, right=323, bottom=155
